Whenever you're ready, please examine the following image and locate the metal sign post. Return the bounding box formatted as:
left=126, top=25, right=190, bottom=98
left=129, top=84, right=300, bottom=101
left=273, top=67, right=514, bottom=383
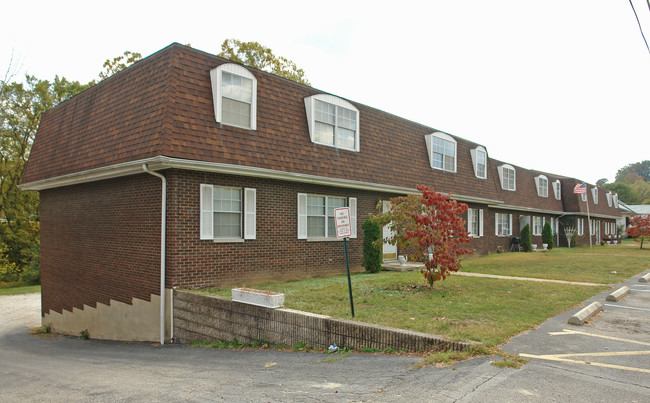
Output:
left=334, top=207, right=354, bottom=317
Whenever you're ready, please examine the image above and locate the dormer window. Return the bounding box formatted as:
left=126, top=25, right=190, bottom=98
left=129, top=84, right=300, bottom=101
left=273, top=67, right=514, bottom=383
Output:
left=210, top=63, right=257, bottom=130
left=470, top=146, right=487, bottom=179
left=553, top=180, right=561, bottom=200
left=535, top=175, right=548, bottom=197
left=606, top=192, right=612, bottom=207
left=425, top=132, right=457, bottom=172
left=591, top=187, right=598, bottom=204
left=497, top=164, right=516, bottom=191
left=304, top=94, right=359, bottom=152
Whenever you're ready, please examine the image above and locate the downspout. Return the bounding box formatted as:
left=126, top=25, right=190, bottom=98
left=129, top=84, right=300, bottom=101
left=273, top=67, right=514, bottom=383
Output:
left=143, top=164, right=167, bottom=345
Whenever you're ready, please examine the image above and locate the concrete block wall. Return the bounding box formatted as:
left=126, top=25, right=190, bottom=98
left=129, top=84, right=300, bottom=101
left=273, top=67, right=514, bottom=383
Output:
left=173, top=290, right=471, bottom=352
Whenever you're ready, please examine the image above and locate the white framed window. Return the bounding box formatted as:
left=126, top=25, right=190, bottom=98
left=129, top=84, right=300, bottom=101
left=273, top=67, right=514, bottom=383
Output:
left=210, top=63, right=257, bottom=130
left=495, top=213, right=512, bottom=236
left=304, top=94, right=359, bottom=152
left=200, top=185, right=256, bottom=241
left=467, top=208, right=484, bottom=237
left=425, top=132, right=457, bottom=172
left=470, top=146, right=487, bottom=179
left=297, top=194, right=357, bottom=239
left=613, top=194, right=619, bottom=208
left=591, top=187, right=598, bottom=204
left=606, top=192, right=612, bottom=207
left=497, top=164, right=516, bottom=191
left=577, top=218, right=584, bottom=236
left=581, top=193, right=587, bottom=202
left=553, top=180, right=561, bottom=200
left=532, top=216, right=543, bottom=236
left=535, top=175, right=548, bottom=198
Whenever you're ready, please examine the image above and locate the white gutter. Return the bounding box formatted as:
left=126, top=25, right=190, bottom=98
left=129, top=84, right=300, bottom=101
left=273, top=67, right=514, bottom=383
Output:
left=142, top=164, right=167, bottom=346
left=20, top=156, right=505, bottom=206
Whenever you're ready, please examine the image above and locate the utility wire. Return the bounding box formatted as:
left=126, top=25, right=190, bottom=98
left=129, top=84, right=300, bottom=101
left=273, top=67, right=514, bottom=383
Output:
left=629, top=0, right=650, bottom=55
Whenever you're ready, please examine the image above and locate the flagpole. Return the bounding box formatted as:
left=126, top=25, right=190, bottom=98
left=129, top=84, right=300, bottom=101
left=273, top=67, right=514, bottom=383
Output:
left=585, top=191, right=592, bottom=249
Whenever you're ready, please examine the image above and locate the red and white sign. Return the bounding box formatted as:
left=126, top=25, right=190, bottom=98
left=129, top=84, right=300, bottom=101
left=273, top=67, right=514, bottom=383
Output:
left=334, top=207, right=352, bottom=239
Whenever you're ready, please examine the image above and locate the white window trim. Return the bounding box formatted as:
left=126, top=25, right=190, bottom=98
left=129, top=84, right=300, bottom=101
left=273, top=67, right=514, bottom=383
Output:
left=297, top=193, right=357, bottom=240
left=606, top=192, right=612, bottom=207
left=304, top=94, right=360, bottom=152
left=470, top=146, right=487, bottom=179
left=577, top=218, right=584, bottom=236
left=425, top=132, right=457, bottom=173
left=467, top=208, right=484, bottom=237
left=591, top=187, right=598, bottom=204
left=535, top=175, right=549, bottom=198
left=613, top=194, right=619, bottom=208
left=200, top=184, right=256, bottom=241
left=553, top=180, right=561, bottom=200
left=210, top=63, right=257, bottom=130
left=532, top=216, right=543, bottom=236
left=497, top=164, right=516, bottom=191
left=495, top=213, right=512, bottom=236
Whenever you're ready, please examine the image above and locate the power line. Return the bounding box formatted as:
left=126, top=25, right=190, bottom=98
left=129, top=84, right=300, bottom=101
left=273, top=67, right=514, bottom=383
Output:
left=628, top=0, right=650, bottom=55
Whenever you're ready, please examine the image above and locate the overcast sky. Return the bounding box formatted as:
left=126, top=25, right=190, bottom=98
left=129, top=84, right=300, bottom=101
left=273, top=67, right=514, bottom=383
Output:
left=3, top=1, right=649, bottom=185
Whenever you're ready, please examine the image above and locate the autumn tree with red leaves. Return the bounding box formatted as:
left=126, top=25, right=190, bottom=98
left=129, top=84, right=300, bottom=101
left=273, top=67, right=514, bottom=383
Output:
left=627, top=215, right=650, bottom=249
left=373, top=185, right=472, bottom=286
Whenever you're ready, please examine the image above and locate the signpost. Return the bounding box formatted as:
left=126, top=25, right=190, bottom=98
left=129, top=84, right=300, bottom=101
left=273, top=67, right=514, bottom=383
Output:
left=334, top=207, right=354, bottom=317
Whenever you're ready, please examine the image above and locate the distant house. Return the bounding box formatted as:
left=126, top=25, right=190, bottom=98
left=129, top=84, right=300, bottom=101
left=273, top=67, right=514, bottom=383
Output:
left=20, top=43, right=621, bottom=342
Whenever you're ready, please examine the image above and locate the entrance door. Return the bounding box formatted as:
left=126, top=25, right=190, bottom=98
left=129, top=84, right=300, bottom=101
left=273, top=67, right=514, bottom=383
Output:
left=382, top=201, right=397, bottom=259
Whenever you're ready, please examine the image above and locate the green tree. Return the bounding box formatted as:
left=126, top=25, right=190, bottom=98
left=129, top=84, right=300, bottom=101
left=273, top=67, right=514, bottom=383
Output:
left=218, top=39, right=311, bottom=86
left=542, top=221, right=553, bottom=249
left=615, top=160, right=650, bottom=183
left=99, top=51, right=142, bottom=80
left=603, top=182, right=641, bottom=204
left=362, top=216, right=382, bottom=273
left=520, top=224, right=532, bottom=252
left=1, top=75, right=92, bottom=284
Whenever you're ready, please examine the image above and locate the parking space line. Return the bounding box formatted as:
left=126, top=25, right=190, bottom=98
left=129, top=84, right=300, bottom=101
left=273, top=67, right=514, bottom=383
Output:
left=537, top=351, right=650, bottom=358
left=519, top=353, right=650, bottom=374
left=548, top=329, right=650, bottom=346
left=602, top=303, right=650, bottom=312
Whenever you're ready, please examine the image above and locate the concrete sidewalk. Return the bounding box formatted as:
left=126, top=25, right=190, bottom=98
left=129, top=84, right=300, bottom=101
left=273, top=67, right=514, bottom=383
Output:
left=453, top=271, right=609, bottom=287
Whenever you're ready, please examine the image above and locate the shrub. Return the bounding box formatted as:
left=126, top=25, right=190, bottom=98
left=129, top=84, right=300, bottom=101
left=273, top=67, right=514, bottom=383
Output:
left=362, top=216, right=383, bottom=273
left=520, top=224, right=532, bottom=252
left=542, top=221, right=553, bottom=249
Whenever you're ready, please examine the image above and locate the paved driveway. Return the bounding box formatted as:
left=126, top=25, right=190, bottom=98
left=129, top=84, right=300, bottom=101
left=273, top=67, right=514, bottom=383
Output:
left=1, top=272, right=648, bottom=402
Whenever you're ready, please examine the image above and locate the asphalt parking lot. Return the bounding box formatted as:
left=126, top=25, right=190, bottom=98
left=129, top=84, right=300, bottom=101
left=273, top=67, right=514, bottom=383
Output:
left=1, top=271, right=648, bottom=402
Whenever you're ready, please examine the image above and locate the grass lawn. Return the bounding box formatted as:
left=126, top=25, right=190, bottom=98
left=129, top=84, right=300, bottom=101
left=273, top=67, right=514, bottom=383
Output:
left=461, top=244, right=648, bottom=284
left=0, top=285, right=40, bottom=296
left=196, top=245, right=650, bottom=348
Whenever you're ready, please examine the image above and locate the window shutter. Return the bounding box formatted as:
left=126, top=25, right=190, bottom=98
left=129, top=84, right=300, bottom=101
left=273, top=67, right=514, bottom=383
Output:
left=478, top=209, right=484, bottom=237
left=244, top=188, right=256, bottom=240
left=200, top=184, right=213, bottom=240
left=508, top=214, right=513, bottom=236
left=495, top=213, right=499, bottom=236
left=297, top=193, right=307, bottom=239
left=349, top=197, right=357, bottom=238
left=467, top=208, right=474, bottom=236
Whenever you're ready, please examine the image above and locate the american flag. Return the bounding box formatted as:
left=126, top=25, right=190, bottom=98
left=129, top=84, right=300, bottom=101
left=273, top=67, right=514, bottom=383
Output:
left=573, top=183, right=587, bottom=194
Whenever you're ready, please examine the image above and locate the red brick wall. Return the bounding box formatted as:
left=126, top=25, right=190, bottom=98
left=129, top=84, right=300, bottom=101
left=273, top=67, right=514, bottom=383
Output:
left=39, top=174, right=162, bottom=316
left=165, top=169, right=396, bottom=289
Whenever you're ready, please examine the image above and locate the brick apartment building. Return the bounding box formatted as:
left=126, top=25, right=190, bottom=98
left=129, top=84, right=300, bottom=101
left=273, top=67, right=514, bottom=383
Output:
left=20, top=43, right=620, bottom=341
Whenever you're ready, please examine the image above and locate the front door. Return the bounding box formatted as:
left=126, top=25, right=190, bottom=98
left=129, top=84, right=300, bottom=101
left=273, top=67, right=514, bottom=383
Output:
left=382, top=201, right=397, bottom=259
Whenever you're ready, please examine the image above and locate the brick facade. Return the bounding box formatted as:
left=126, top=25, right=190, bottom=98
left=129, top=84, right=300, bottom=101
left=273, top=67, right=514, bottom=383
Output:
left=39, top=174, right=161, bottom=316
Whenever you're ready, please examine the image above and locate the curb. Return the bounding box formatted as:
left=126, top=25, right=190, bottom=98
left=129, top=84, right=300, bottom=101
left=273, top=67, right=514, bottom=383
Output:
left=639, top=272, right=650, bottom=283
left=568, top=301, right=603, bottom=325
left=605, top=286, right=630, bottom=302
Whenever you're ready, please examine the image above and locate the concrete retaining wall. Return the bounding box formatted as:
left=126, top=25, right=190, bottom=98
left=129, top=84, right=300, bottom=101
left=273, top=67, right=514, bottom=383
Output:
left=173, top=290, right=471, bottom=352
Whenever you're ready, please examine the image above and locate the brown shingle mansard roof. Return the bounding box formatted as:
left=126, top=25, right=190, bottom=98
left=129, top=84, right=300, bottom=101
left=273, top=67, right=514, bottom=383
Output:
left=20, top=43, right=619, bottom=217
